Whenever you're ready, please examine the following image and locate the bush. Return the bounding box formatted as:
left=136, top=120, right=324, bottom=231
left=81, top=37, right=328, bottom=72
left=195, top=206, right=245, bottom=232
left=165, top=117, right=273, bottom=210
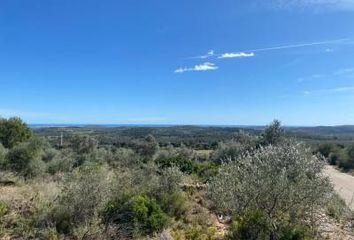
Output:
left=0, top=143, right=7, bottom=167
left=158, top=191, right=189, bottom=219
left=47, top=149, right=75, bottom=174
left=326, top=194, right=347, bottom=220
left=332, top=148, right=354, bottom=170
left=0, top=201, right=8, bottom=218
left=317, top=143, right=335, bottom=159
left=208, top=142, right=331, bottom=237
left=211, top=140, right=250, bottom=164
left=69, top=134, right=98, bottom=155
left=155, top=155, right=195, bottom=174
left=50, top=164, right=111, bottom=233
left=108, top=148, right=140, bottom=168
left=226, top=210, right=309, bottom=240
left=132, top=134, right=159, bottom=162
left=262, top=120, right=284, bottom=146
left=103, top=194, right=169, bottom=236
left=0, top=117, right=32, bottom=148
left=226, top=210, right=269, bottom=240
left=5, top=138, right=45, bottom=177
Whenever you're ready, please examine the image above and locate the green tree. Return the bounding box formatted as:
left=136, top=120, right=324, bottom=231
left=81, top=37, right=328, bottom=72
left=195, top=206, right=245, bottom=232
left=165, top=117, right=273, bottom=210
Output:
left=262, top=120, right=284, bottom=146
left=0, top=117, right=32, bottom=148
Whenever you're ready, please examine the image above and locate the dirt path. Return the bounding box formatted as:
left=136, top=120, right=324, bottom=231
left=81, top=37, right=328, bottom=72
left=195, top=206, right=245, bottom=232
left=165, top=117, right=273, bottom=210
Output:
left=324, top=166, right=354, bottom=210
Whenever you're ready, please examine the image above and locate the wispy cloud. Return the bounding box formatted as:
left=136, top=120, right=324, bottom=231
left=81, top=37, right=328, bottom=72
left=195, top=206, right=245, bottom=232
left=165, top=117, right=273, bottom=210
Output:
left=218, top=52, right=255, bottom=59
left=242, top=38, right=349, bottom=53
left=216, top=38, right=348, bottom=60
left=303, top=86, right=354, bottom=96
left=174, top=62, right=218, bottom=73
left=190, top=50, right=215, bottom=59
left=269, top=0, right=354, bottom=11
left=298, top=67, right=354, bottom=82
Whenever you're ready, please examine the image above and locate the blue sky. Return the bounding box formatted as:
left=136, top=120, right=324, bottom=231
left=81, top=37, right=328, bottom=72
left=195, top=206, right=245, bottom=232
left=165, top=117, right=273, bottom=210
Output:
left=1, top=0, right=354, bottom=125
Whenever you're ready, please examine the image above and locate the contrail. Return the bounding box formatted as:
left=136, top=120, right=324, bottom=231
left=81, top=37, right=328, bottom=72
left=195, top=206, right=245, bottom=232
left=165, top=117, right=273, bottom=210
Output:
left=245, top=38, right=350, bottom=53
left=217, top=38, right=351, bottom=58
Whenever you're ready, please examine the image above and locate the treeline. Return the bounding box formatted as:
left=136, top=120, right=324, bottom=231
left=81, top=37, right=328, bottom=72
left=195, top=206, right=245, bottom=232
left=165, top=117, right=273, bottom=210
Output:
left=317, top=143, right=354, bottom=171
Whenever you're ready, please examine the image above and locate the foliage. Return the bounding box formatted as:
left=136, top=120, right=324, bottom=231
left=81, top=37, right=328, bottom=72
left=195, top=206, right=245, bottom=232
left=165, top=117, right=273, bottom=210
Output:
left=156, top=154, right=195, bottom=174
left=226, top=210, right=309, bottom=240
left=0, top=117, right=32, bottom=148
left=208, top=142, right=331, bottom=237
left=226, top=210, right=269, bottom=240
left=47, top=149, right=75, bottom=174
left=5, top=138, right=45, bottom=177
left=69, top=134, right=98, bottom=155
left=0, top=201, right=8, bottom=218
left=326, top=194, right=347, bottom=220
left=133, top=134, right=159, bottom=161
left=103, top=194, right=169, bottom=236
left=317, top=143, right=336, bottom=158
left=211, top=140, right=250, bottom=164
left=108, top=147, right=140, bottom=168
left=50, top=164, right=111, bottom=233
left=158, top=191, right=189, bottom=219
left=262, top=120, right=284, bottom=146
left=0, top=143, right=7, bottom=167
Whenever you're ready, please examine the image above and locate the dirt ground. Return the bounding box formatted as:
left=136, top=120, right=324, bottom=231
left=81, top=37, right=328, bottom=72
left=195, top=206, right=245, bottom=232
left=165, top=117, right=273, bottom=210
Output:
left=324, top=165, right=354, bottom=210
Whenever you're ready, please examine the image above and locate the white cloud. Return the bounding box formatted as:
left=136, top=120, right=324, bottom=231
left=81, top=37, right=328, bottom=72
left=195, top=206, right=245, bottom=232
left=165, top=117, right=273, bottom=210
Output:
left=191, top=50, right=215, bottom=59
left=174, top=62, right=218, bottom=73
left=218, top=52, right=255, bottom=59
left=303, top=86, right=354, bottom=96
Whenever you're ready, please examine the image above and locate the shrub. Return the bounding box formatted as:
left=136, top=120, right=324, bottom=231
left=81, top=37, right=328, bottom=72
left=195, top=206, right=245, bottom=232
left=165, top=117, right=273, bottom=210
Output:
left=158, top=191, right=189, bottom=219
left=132, top=134, right=159, bottom=161
left=317, top=143, right=335, bottom=159
left=47, top=149, right=75, bottom=174
left=211, top=140, right=250, bottom=164
left=0, top=117, right=32, bottom=148
left=50, top=164, right=111, bottom=233
left=194, top=162, right=219, bottom=182
left=41, top=147, right=59, bottom=163
left=0, top=201, right=8, bottom=218
left=326, top=194, right=347, bottom=220
left=208, top=142, right=331, bottom=237
left=226, top=210, right=309, bottom=240
left=226, top=210, right=269, bottom=240
left=158, top=167, right=184, bottom=193
left=261, top=120, right=284, bottom=146
left=103, top=194, right=169, bottom=236
left=5, top=138, right=45, bottom=177
left=155, top=155, right=195, bottom=174
left=332, top=148, right=354, bottom=170
left=108, top=147, right=140, bottom=168
left=0, top=143, right=7, bottom=167
left=69, top=134, right=98, bottom=155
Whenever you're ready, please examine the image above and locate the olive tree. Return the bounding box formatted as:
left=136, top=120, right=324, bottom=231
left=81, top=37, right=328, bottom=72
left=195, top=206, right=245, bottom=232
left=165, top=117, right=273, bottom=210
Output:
left=208, top=141, right=332, bottom=238
left=262, top=120, right=284, bottom=146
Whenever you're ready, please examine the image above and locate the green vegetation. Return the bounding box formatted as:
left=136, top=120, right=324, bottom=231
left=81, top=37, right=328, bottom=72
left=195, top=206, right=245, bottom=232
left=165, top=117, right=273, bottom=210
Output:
left=0, top=117, right=353, bottom=239
left=0, top=117, right=32, bottom=148
left=317, top=142, right=354, bottom=171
